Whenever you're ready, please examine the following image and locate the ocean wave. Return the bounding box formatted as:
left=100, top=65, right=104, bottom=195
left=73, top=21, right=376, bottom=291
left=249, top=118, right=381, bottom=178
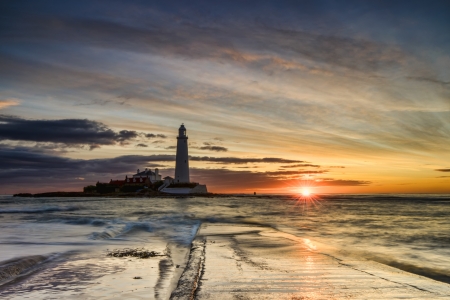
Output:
left=370, top=256, right=450, bottom=284
left=0, top=206, right=81, bottom=214
left=0, top=255, right=48, bottom=284
left=89, top=222, right=153, bottom=240
left=64, top=218, right=106, bottom=226
left=37, top=216, right=107, bottom=227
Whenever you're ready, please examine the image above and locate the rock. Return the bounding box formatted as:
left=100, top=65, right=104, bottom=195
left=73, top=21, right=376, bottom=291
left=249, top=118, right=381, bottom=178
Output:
left=107, top=248, right=164, bottom=259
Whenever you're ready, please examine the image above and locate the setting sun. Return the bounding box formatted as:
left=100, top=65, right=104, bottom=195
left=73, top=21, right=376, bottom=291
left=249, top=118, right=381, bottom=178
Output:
left=301, top=189, right=311, bottom=197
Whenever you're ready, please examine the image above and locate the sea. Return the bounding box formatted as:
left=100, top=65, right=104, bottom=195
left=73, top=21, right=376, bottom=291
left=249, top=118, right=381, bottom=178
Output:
left=1, top=194, right=450, bottom=298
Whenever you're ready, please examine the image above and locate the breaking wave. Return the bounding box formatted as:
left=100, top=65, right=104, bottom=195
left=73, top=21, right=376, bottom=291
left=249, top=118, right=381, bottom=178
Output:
left=89, top=222, right=153, bottom=240
left=0, top=255, right=48, bottom=284
left=363, top=253, right=450, bottom=284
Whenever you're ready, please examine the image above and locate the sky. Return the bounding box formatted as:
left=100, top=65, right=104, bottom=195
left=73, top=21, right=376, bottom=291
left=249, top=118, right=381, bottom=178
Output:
left=1, top=0, right=450, bottom=194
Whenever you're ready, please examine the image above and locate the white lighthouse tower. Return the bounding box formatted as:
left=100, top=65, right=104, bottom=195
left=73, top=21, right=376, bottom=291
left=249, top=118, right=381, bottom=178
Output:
left=174, top=124, right=190, bottom=183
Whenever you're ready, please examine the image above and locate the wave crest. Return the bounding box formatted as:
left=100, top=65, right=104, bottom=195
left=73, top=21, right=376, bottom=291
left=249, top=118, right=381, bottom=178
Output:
left=0, top=255, right=47, bottom=284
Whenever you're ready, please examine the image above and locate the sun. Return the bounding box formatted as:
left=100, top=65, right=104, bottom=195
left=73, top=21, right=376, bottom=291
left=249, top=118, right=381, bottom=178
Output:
left=293, top=187, right=321, bottom=214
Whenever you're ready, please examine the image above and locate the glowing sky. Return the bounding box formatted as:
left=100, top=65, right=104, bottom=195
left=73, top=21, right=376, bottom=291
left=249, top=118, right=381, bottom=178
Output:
left=1, top=0, right=450, bottom=194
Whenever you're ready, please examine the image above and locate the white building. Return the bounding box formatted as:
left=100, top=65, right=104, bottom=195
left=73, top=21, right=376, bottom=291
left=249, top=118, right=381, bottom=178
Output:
left=160, top=124, right=208, bottom=194
left=174, top=124, right=190, bottom=183
left=131, top=168, right=161, bottom=182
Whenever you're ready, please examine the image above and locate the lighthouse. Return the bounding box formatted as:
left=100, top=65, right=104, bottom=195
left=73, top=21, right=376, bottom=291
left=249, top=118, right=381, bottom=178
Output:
left=174, top=124, right=190, bottom=183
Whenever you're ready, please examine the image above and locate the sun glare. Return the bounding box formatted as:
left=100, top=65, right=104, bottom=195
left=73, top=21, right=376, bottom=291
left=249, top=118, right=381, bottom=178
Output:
left=292, top=184, right=321, bottom=214
left=302, top=189, right=311, bottom=197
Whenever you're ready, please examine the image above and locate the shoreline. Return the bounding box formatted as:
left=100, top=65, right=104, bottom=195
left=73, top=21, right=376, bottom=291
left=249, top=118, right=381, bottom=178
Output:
left=11, top=192, right=268, bottom=198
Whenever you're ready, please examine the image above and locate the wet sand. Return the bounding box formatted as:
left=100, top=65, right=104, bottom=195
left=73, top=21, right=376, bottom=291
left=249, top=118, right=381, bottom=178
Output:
left=172, top=223, right=450, bottom=299
left=3, top=223, right=450, bottom=299
left=0, top=238, right=190, bottom=300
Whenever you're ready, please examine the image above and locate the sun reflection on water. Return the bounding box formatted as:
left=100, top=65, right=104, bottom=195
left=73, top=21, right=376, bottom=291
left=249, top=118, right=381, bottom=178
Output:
left=293, top=188, right=321, bottom=215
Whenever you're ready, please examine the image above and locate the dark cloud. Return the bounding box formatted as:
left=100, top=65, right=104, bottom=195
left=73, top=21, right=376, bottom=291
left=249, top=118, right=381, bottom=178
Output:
left=0, top=10, right=408, bottom=78
left=280, top=164, right=320, bottom=168
left=436, top=168, right=450, bottom=172
left=165, top=146, right=177, bottom=149
left=0, top=145, right=176, bottom=174
left=199, top=145, right=228, bottom=152
left=0, top=145, right=173, bottom=193
left=89, top=144, right=101, bottom=151
left=145, top=133, right=167, bottom=139
left=0, top=115, right=139, bottom=149
left=152, top=140, right=165, bottom=144
left=265, top=170, right=327, bottom=176
left=190, top=168, right=370, bottom=192
left=0, top=145, right=338, bottom=193
left=136, top=143, right=148, bottom=147
left=0, top=145, right=306, bottom=178
left=314, top=179, right=371, bottom=186
left=189, top=156, right=304, bottom=164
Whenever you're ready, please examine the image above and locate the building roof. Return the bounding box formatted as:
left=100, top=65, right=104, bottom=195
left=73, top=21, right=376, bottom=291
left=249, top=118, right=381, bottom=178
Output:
left=126, top=177, right=149, bottom=183
left=109, top=180, right=126, bottom=186
left=133, top=169, right=155, bottom=177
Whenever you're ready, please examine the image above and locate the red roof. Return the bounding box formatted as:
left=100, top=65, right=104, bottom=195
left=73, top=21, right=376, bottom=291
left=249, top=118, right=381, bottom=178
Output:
left=109, top=180, right=126, bottom=186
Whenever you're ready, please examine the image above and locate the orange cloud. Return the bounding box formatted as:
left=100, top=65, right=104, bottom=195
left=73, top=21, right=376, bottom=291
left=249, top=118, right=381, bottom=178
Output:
left=0, top=99, right=19, bottom=109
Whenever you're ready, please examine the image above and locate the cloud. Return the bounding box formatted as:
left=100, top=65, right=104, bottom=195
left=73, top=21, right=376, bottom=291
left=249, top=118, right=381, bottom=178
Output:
left=73, top=98, right=128, bottom=106
left=280, top=164, right=320, bottom=168
left=265, top=170, right=327, bottom=176
left=0, top=99, right=19, bottom=110
left=189, top=156, right=304, bottom=164
left=165, top=146, right=177, bottom=149
left=0, top=12, right=408, bottom=78
left=0, top=145, right=307, bottom=178
left=314, top=179, right=371, bottom=186
left=436, top=168, right=450, bottom=172
left=0, top=115, right=140, bottom=149
left=199, top=145, right=228, bottom=152
left=189, top=168, right=370, bottom=192
left=146, top=133, right=167, bottom=139
left=406, top=76, right=450, bottom=86
left=136, top=143, right=148, bottom=147
left=0, top=145, right=333, bottom=193
left=0, top=145, right=173, bottom=193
